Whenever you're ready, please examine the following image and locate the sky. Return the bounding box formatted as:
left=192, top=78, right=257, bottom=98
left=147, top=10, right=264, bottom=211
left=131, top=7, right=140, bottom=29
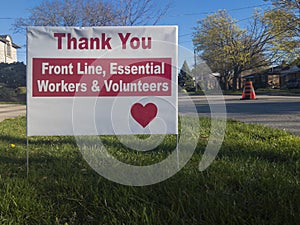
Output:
left=0, top=0, right=273, bottom=65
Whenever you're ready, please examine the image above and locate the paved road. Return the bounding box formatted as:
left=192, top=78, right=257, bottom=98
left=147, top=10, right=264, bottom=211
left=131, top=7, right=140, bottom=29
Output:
left=179, top=95, right=300, bottom=135
left=1, top=96, right=300, bottom=135
left=0, top=104, right=26, bottom=122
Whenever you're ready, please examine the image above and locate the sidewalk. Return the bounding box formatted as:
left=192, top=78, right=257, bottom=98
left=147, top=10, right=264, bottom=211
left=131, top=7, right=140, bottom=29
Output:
left=0, top=104, right=26, bottom=122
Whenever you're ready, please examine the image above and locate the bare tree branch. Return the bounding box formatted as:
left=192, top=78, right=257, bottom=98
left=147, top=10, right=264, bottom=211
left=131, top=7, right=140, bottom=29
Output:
left=115, top=0, right=171, bottom=26
left=13, top=0, right=170, bottom=33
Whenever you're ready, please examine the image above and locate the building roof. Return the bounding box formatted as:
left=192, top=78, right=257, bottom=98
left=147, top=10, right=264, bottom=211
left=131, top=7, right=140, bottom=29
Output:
left=243, top=64, right=300, bottom=79
left=0, top=35, right=21, bottom=48
left=280, top=65, right=300, bottom=75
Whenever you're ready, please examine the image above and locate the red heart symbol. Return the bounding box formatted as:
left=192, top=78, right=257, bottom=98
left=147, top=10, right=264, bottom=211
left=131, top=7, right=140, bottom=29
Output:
left=130, top=103, right=158, bottom=128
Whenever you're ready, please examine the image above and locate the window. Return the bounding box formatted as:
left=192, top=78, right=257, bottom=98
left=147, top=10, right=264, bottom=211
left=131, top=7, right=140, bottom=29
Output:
left=7, top=43, right=12, bottom=58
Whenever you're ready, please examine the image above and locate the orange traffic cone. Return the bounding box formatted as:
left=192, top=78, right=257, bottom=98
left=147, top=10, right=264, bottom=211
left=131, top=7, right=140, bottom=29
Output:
left=241, top=81, right=256, bottom=100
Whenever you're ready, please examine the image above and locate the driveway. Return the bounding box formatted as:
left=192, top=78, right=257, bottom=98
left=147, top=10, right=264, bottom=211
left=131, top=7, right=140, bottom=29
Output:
left=0, top=104, right=26, bottom=122
left=179, top=95, right=300, bottom=135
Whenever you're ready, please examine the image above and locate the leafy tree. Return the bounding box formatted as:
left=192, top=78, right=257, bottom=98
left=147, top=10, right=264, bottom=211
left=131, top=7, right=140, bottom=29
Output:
left=290, top=57, right=300, bottom=66
left=13, top=0, right=170, bottom=32
left=262, top=0, right=300, bottom=62
left=264, top=0, right=300, bottom=10
left=178, top=60, right=194, bottom=91
left=193, top=10, right=275, bottom=90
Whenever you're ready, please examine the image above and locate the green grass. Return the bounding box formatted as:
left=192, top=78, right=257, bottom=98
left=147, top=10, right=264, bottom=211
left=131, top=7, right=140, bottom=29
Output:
left=255, top=88, right=300, bottom=95
left=221, top=90, right=243, bottom=95
left=0, top=117, right=299, bottom=224
left=221, top=88, right=300, bottom=96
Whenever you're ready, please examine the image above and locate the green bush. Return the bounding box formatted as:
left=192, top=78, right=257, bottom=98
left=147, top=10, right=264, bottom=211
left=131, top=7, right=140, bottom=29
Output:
left=0, top=86, right=15, bottom=99
left=0, top=62, right=26, bottom=88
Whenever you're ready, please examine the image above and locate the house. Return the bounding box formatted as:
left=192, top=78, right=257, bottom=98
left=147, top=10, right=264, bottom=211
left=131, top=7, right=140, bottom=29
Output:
left=280, top=65, right=300, bottom=87
left=0, top=35, right=21, bottom=63
left=242, top=64, right=300, bottom=89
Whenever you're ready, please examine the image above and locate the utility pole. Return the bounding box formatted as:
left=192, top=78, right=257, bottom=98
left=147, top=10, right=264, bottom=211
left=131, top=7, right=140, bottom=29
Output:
left=194, top=48, right=197, bottom=93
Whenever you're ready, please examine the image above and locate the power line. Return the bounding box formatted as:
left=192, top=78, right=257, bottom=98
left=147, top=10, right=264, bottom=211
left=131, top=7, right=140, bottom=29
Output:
left=179, top=40, right=192, bottom=44
left=178, top=4, right=276, bottom=38
left=179, top=33, right=194, bottom=37
left=0, top=3, right=273, bottom=21
left=178, top=16, right=255, bottom=38
left=166, top=3, right=270, bottom=18
left=178, top=3, right=283, bottom=39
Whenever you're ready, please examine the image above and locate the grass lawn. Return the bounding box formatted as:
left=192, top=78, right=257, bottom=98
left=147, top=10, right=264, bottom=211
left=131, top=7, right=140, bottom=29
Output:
left=255, top=88, right=300, bottom=95
left=221, top=88, right=300, bottom=96
left=0, top=117, right=299, bottom=224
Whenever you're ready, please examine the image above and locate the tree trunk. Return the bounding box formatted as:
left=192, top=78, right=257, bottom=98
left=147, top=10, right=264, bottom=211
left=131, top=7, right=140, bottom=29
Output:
left=225, top=76, right=230, bottom=90
left=232, top=77, right=237, bottom=91
left=232, top=67, right=242, bottom=91
left=218, top=73, right=233, bottom=90
left=238, top=77, right=242, bottom=90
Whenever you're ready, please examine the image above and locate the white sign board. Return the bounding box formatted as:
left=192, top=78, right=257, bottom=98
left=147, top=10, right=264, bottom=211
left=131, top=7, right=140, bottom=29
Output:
left=27, top=26, right=178, bottom=136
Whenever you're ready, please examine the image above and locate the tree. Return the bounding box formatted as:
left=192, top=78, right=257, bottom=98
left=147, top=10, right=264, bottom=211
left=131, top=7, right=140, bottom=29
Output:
left=290, top=57, right=300, bottom=66
left=115, top=0, right=171, bottom=26
left=13, top=0, right=170, bottom=32
left=193, top=10, right=242, bottom=90
left=264, top=0, right=300, bottom=10
left=262, top=0, right=300, bottom=62
left=193, top=10, right=275, bottom=90
left=13, top=0, right=116, bottom=32
left=178, top=60, right=194, bottom=91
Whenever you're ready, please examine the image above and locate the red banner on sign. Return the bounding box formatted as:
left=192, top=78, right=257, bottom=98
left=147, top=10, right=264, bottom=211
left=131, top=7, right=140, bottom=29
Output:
left=32, top=58, right=172, bottom=97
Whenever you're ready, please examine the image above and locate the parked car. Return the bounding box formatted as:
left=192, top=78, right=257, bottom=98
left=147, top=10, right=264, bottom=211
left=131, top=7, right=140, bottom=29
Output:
left=287, top=78, right=300, bottom=89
